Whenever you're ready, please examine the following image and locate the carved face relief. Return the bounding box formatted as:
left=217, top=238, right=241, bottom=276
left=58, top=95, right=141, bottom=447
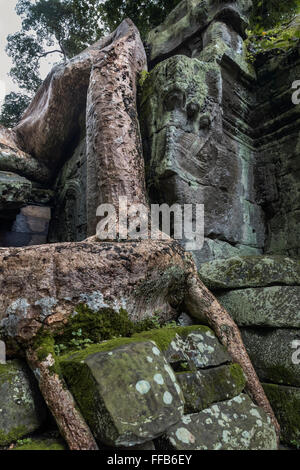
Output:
left=140, top=55, right=222, bottom=195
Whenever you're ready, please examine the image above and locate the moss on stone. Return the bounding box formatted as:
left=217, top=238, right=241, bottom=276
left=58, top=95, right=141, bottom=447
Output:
left=263, top=383, right=300, bottom=448
left=33, top=331, right=56, bottom=363
left=58, top=325, right=212, bottom=364
left=176, top=363, right=246, bottom=414
left=132, top=325, right=212, bottom=352
left=0, top=426, right=29, bottom=447
left=13, top=438, right=66, bottom=451
left=229, top=363, right=246, bottom=391
left=59, top=306, right=136, bottom=345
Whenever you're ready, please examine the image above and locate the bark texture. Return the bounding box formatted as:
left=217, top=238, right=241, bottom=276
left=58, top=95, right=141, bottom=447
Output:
left=86, top=19, right=148, bottom=236
left=26, top=348, right=98, bottom=450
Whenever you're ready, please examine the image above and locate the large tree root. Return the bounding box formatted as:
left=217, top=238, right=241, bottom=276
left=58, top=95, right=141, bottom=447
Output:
left=185, top=273, right=280, bottom=437
left=26, top=348, right=98, bottom=450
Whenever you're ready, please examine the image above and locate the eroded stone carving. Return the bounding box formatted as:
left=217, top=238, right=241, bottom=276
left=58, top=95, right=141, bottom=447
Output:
left=141, top=0, right=265, bottom=264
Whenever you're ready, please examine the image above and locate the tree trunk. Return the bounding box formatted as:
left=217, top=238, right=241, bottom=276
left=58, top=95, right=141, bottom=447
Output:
left=26, top=348, right=98, bottom=450
left=86, top=19, right=148, bottom=236
left=185, top=273, right=280, bottom=437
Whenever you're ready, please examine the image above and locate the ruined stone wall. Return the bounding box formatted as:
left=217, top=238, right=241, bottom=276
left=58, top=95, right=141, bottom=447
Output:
left=255, top=47, right=300, bottom=256
left=48, top=138, right=87, bottom=243
left=141, top=15, right=265, bottom=265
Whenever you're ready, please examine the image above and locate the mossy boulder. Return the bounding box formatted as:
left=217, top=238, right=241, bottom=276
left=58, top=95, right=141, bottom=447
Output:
left=198, top=255, right=300, bottom=290
left=241, top=329, right=300, bottom=386
left=218, top=286, right=300, bottom=328
left=176, top=364, right=246, bottom=413
left=263, top=383, right=300, bottom=448
left=158, top=394, right=277, bottom=450
left=60, top=340, right=185, bottom=447
left=0, top=360, right=47, bottom=446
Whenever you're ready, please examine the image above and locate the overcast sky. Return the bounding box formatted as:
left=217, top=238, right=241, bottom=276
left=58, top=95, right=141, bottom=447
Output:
left=0, top=0, right=21, bottom=105
left=0, top=0, right=58, bottom=109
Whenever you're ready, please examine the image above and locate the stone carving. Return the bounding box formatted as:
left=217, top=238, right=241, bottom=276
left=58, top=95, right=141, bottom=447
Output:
left=142, top=0, right=265, bottom=265
left=147, top=0, right=253, bottom=65
left=3, top=0, right=300, bottom=451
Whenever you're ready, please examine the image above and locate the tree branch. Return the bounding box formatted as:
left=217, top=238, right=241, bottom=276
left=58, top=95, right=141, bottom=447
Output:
left=37, top=49, right=64, bottom=58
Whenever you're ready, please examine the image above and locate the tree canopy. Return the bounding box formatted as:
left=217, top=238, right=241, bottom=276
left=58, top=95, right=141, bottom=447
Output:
left=251, top=0, right=300, bottom=31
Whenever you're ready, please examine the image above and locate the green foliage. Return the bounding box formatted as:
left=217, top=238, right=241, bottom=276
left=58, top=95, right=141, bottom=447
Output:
left=2, top=0, right=180, bottom=126
left=6, top=0, right=104, bottom=97
left=246, top=22, right=300, bottom=61
left=16, top=438, right=33, bottom=446
left=291, top=439, right=300, bottom=450
left=54, top=328, right=93, bottom=355
left=0, top=92, right=31, bottom=127
left=100, top=0, right=181, bottom=39
left=250, top=0, right=300, bottom=30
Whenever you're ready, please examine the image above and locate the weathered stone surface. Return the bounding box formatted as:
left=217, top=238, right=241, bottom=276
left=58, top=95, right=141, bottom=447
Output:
left=141, top=14, right=265, bottom=264
left=194, top=240, right=262, bottom=265
left=146, top=0, right=252, bottom=64
left=61, top=341, right=184, bottom=447
left=241, top=329, right=300, bottom=387
left=255, top=43, right=300, bottom=257
left=158, top=393, right=277, bottom=450
left=0, top=359, right=47, bottom=446
left=177, top=312, right=194, bottom=327
left=176, top=363, right=246, bottom=413
left=49, top=139, right=87, bottom=243
left=121, top=441, right=155, bottom=451
left=263, top=383, right=300, bottom=448
left=184, top=330, right=231, bottom=368
left=198, top=255, right=300, bottom=290
left=0, top=127, right=51, bottom=184
left=0, top=172, right=32, bottom=211
left=218, top=286, right=300, bottom=328
left=163, top=328, right=231, bottom=368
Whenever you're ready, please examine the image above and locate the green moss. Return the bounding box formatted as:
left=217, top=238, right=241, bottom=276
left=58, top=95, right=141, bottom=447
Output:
left=59, top=306, right=136, bottom=345
left=263, top=383, right=300, bottom=448
left=266, top=365, right=298, bottom=386
left=138, top=70, right=150, bottom=88
left=33, top=331, right=56, bottom=362
left=0, top=363, right=16, bottom=385
left=0, top=426, right=29, bottom=446
left=228, top=363, right=246, bottom=390
left=13, top=438, right=66, bottom=451
left=59, top=325, right=211, bottom=364
left=132, top=325, right=211, bottom=352
left=59, top=337, right=136, bottom=364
